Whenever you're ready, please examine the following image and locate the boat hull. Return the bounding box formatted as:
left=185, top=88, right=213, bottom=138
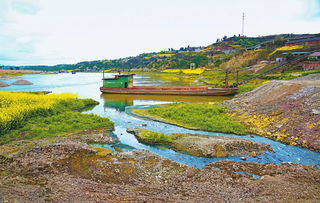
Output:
left=100, top=86, right=237, bottom=96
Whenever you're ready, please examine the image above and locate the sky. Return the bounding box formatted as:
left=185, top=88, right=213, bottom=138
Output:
left=0, top=0, right=320, bottom=66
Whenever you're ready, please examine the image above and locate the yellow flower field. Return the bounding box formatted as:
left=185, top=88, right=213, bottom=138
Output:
left=269, top=45, right=304, bottom=55
left=161, top=69, right=181, bottom=73
left=0, top=91, right=77, bottom=134
left=161, top=68, right=205, bottom=74
left=181, top=68, right=205, bottom=74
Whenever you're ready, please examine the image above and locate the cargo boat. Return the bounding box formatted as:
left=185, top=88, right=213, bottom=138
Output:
left=100, top=74, right=237, bottom=96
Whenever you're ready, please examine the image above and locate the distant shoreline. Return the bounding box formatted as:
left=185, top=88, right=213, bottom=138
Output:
left=0, top=69, right=44, bottom=79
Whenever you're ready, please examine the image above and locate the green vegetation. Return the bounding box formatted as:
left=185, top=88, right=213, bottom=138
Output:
left=133, top=103, right=247, bottom=134
left=236, top=79, right=270, bottom=94
left=0, top=112, right=113, bottom=144
left=237, top=83, right=265, bottom=94
left=134, top=129, right=177, bottom=143
left=0, top=91, right=113, bottom=144
left=260, top=69, right=320, bottom=80
left=0, top=72, right=23, bottom=77
left=10, top=33, right=315, bottom=73
left=232, top=69, right=320, bottom=95
left=3, top=33, right=318, bottom=97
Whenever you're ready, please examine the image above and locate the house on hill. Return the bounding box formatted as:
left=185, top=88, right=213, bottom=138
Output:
left=285, top=37, right=320, bottom=47
left=303, top=52, right=320, bottom=71
left=276, top=57, right=287, bottom=64
left=308, top=52, right=320, bottom=61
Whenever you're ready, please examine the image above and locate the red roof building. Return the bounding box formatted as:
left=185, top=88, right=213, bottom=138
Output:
left=285, top=37, right=320, bottom=47
left=303, top=63, right=320, bottom=70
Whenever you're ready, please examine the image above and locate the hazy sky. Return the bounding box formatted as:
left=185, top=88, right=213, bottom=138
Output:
left=0, top=0, right=320, bottom=66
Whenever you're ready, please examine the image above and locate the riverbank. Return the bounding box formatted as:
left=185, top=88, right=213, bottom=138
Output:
left=130, top=74, right=320, bottom=152
left=226, top=74, right=320, bottom=152
left=0, top=91, right=113, bottom=143
left=0, top=70, right=43, bottom=78
left=131, top=103, right=248, bottom=135
left=0, top=129, right=319, bottom=202
left=132, top=69, right=320, bottom=94
left=127, top=128, right=272, bottom=157
left=0, top=76, right=319, bottom=202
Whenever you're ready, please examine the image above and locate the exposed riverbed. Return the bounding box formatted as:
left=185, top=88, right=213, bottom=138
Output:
left=1, top=73, right=319, bottom=168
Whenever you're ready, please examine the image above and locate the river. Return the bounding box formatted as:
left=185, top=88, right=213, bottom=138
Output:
left=1, top=73, right=320, bottom=168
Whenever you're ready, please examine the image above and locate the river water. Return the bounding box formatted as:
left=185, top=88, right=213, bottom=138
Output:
left=1, top=73, right=320, bottom=168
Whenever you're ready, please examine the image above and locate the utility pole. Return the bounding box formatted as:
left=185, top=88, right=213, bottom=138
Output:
left=242, top=12, right=245, bottom=37
left=225, top=71, right=229, bottom=87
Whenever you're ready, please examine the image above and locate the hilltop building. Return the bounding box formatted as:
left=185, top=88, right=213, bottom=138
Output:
left=307, top=52, right=320, bottom=61
left=303, top=52, right=320, bottom=71
left=285, top=37, right=320, bottom=47
left=276, top=57, right=287, bottom=64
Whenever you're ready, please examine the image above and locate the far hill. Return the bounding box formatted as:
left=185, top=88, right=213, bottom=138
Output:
left=2, top=33, right=319, bottom=72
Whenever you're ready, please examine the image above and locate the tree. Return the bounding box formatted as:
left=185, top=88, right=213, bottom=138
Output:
left=191, top=55, right=208, bottom=67
left=286, top=53, right=294, bottom=61
left=274, top=36, right=284, bottom=46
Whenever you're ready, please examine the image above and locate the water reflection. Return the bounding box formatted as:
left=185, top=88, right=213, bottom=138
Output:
left=101, top=93, right=232, bottom=111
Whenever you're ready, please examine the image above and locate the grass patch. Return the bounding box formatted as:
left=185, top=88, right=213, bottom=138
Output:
left=136, top=129, right=177, bottom=143
left=261, top=69, right=320, bottom=80
left=133, top=103, right=247, bottom=134
left=0, top=91, right=113, bottom=144
left=237, top=79, right=270, bottom=94
left=0, top=91, right=100, bottom=134
left=0, top=112, right=113, bottom=144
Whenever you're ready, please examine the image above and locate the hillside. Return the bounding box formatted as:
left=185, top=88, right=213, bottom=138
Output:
left=2, top=33, right=318, bottom=73
left=226, top=74, right=320, bottom=151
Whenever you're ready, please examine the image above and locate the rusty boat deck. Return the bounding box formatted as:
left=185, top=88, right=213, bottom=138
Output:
left=100, top=86, right=237, bottom=96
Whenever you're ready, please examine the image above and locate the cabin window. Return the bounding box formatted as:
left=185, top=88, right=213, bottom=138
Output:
left=124, top=82, right=128, bottom=88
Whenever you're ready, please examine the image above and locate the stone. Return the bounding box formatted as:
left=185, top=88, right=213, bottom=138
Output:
left=250, top=151, right=257, bottom=157
left=11, top=80, right=33, bottom=85
left=311, top=109, right=320, bottom=115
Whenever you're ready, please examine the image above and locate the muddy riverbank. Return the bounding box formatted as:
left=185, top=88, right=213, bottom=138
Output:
left=226, top=74, right=320, bottom=151
left=127, top=128, right=272, bottom=158
left=1, top=129, right=319, bottom=202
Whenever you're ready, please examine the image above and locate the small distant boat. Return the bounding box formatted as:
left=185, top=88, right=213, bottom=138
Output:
left=100, top=74, right=237, bottom=96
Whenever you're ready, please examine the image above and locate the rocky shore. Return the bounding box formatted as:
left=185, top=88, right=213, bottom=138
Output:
left=1, top=129, right=319, bottom=202
left=226, top=74, right=320, bottom=151
left=127, top=128, right=272, bottom=157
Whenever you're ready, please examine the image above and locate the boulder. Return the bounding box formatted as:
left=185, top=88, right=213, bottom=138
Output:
left=11, top=80, right=33, bottom=85
left=170, top=134, right=272, bottom=158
